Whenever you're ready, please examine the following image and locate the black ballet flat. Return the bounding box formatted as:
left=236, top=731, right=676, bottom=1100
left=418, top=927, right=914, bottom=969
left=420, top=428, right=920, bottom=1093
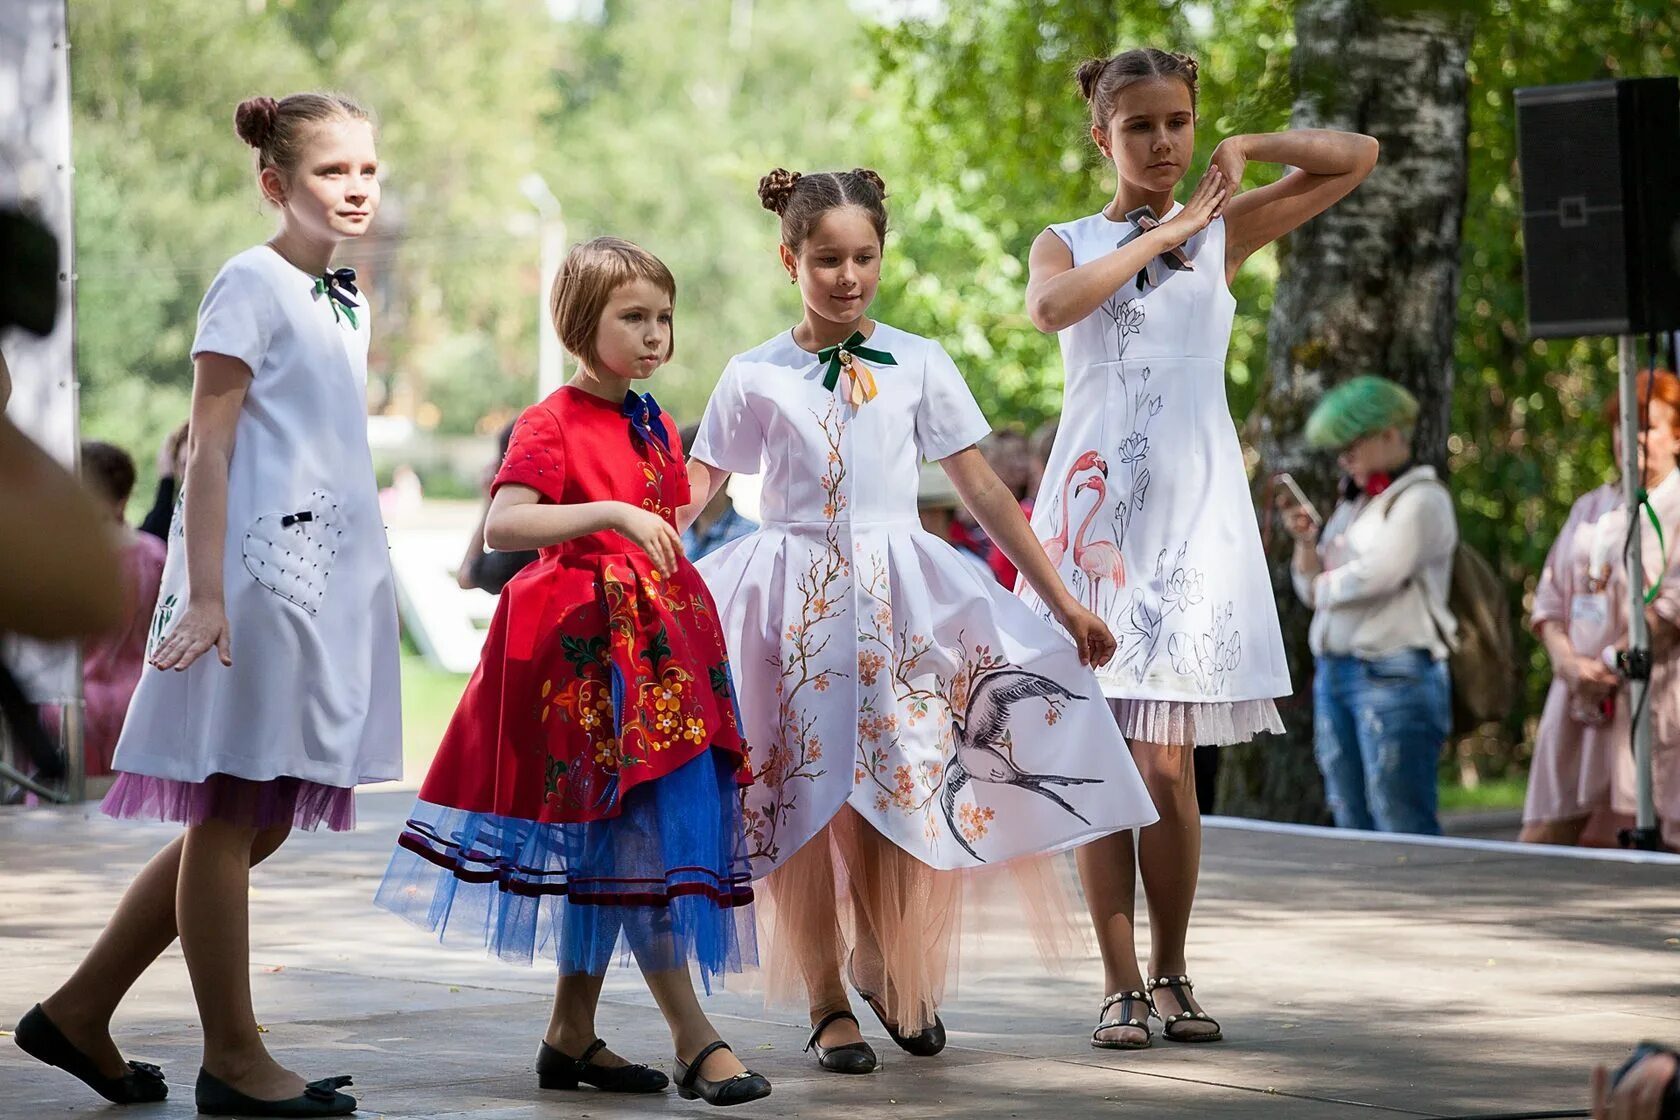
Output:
left=537, top=1038, right=668, bottom=1093
left=194, top=1068, right=356, bottom=1117
left=672, top=1040, right=771, bottom=1107
left=13, top=1003, right=168, bottom=1104
left=804, top=1010, right=878, bottom=1074
left=852, top=984, right=946, bottom=1057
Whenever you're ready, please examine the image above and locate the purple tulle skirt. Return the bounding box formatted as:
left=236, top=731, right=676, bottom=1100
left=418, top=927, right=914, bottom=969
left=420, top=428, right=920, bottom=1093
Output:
left=102, top=772, right=356, bottom=832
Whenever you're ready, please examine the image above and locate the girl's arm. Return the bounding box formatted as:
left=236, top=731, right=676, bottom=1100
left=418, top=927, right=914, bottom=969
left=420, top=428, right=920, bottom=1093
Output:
left=150, top=353, right=250, bottom=671
left=677, top=459, right=731, bottom=533
left=940, top=446, right=1116, bottom=667
left=1216, top=129, right=1380, bottom=278
left=485, top=485, right=681, bottom=575
left=1025, top=169, right=1229, bottom=333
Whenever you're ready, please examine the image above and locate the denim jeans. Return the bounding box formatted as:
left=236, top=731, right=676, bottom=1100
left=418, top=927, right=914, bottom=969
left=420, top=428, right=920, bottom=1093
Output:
left=1313, top=649, right=1450, bottom=835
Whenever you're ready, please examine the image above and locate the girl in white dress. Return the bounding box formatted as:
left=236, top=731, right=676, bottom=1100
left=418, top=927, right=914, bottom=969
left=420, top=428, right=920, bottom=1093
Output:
left=1022, top=49, right=1377, bottom=1046
left=683, top=168, right=1158, bottom=1074
left=15, top=94, right=398, bottom=1118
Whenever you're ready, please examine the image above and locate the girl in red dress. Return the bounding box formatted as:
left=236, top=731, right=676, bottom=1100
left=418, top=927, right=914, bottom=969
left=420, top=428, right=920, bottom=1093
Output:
left=377, top=237, right=770, bottom=1107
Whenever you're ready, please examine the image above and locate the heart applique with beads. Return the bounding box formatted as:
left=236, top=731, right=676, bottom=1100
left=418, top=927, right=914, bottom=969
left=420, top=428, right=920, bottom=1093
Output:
left=241, top=490, right=342, bottom=615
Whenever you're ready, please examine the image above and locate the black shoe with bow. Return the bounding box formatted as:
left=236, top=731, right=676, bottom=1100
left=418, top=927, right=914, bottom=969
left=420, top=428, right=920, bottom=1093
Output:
left=671, top=1040, right=771, bottom=1107
left=537, top=1038, right=668, bottom=1093
left=13, top=1003, right=168, bottom=1104
left=194, top=1069, right=356, bottom=1117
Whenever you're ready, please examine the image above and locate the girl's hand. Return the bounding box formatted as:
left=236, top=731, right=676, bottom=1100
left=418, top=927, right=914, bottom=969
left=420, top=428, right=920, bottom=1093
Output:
left=1566, top=655, right=1618, bottom=701
left=1157, top=168, right=1229, bottom=247
left=150, top=599, right=232, bottom=670
left=615, top=503, right=683, bottom=575
left=1053, top=599, right=1118, bottom=668
left=1283, top=505, right=1320, bottom=544
left=1210, top=138, right=1248, bottom=194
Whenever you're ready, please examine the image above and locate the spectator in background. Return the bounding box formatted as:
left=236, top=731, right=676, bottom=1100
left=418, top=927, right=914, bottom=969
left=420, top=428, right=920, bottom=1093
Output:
left=980, top=426, right=1033, bottom=587
left=1286, top=376, right=1457, bottom=836
left=678, top=421, right=755, bottom=561
left=457, top=419, right=538, bottom=594
left=138, top=421, right=189, bottom=542
left=77, top=441, right=167, bottom=776
left=1523, top=368, right=1680, bottom=850
left=1025, top=418, right=1057, bottom=502
left=917, top=461, right=991, bottom=580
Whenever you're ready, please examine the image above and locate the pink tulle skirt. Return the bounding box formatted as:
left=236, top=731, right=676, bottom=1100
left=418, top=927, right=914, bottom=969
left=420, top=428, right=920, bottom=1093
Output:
left=755, top=806, right=1077, bottom=1033
left=102, top=772, right=356, bottom=832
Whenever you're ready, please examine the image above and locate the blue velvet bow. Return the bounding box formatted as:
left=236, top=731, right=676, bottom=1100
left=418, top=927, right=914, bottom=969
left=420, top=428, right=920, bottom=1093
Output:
left=621, top=390, right=671, bottom=455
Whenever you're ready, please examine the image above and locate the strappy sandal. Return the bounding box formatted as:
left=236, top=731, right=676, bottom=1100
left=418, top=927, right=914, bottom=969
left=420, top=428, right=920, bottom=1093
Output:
left=1091, top=991, right=1153, bottom=1050
left=1147, top=974, right=1223, bottom=1043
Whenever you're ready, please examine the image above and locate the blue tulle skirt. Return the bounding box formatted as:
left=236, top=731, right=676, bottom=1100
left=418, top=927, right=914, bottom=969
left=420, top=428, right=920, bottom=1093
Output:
left=375, top=749, right=756, bottom=988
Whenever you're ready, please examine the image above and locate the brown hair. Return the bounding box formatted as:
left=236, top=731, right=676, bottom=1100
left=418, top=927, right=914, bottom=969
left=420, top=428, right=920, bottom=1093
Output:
left=234, top=92, right=371, bottom=194
left=758, top=168, right=889, bottom=252
left=1075, top=49, right=1200, bottom=130
left=1604, top=368, right=1680, bottom=438
left=80, top=440, right=137, bottom=507
left=549, top=236, right=677, bottom=373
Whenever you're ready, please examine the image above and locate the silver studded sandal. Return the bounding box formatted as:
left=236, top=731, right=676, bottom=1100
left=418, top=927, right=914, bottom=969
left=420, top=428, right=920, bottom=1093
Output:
left=1147, top=975, right=1223, bottom=1043
left=1091, top=990, right=1153, bottom=1050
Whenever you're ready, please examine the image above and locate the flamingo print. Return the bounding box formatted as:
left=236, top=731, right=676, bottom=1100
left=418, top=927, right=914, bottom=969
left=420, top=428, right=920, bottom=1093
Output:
left=1040, top=450, right=1108, bottom=568
left=1073, top=476, right=1125, bottom=612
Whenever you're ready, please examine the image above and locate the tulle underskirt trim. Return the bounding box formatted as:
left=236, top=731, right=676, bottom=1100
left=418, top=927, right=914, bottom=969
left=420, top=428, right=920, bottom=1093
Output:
left=756, top=806, right=1077, bottom=1033
left=374, top=749, right=755, bottom=988
left=1109, top=697, right=1285, bottom=747
left=101, top=772, right=356, bottom=831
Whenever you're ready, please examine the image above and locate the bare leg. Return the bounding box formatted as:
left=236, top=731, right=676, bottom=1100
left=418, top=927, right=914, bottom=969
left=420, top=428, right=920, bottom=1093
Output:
left=767, top=831, right=863, bottom=1048
left=1518, top=816, right=1589, bottom=846
left=1075, top=826, right=1146, bottom=1045
left=1134, top=741, right=1217, bottom=1039
left=640, top=969, right=748, bottom=1081
left=543, top=973, right=630, bottom=1068
left=39, top=828, right=289, bottom=1078
left=179, top=820, right=304, bottom=1100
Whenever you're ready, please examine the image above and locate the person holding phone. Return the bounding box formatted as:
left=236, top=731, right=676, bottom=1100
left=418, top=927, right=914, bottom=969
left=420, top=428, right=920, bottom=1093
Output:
left=1285, top=376, right=1458, bottom=836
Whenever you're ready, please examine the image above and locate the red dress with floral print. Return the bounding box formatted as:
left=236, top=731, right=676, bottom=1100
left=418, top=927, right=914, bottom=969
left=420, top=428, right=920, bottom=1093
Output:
left=420, top=386, right=749, bottom=825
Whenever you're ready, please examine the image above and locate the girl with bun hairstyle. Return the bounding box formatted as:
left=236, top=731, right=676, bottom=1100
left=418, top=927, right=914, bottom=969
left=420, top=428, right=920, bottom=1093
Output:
left=1020, top=48, right=1377, bottom=1047
left=14, top=92, right=397, bottom=1118
left=680, top=168, right=1158, bottom=1074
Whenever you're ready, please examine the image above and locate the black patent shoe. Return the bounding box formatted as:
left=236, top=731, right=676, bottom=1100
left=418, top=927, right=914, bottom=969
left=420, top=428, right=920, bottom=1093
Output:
left=194, top=1069, right=356, bottom=1117
left=537, top=1038, right=668, bottom=1093
left=850, top=983, right=946, bottom=1057
left=804, top=1010, right=877, bottom=1074
left=13, top=1003, right=168, bottom=1104
left=672, top=1040, right=771, bottom=1107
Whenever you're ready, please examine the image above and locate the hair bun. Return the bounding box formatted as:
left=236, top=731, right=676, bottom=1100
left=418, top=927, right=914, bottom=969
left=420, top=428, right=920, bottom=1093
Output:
left=1074, top=56, right=1111, bottom=101
left=234, top=96, right=280, bottom=150
left=758, top=168, right=802, bottom=215
left=1171, top=52, right=1200, bottom=82
left=850, top=167, right=887, bottom=196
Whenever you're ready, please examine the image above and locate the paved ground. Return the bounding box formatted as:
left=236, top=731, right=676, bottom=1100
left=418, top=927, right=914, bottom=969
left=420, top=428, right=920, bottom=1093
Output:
left=2, top=791, right=1676, bottom=1119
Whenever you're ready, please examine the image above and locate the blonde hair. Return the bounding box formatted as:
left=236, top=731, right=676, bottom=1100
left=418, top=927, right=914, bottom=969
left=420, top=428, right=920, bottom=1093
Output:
left=549, top=237, right=677, bottom=372
left=234, top=92, right=371, bottom=196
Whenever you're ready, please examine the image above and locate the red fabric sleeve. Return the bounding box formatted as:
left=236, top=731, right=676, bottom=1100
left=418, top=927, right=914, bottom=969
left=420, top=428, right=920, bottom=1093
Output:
left=492, top=403, right=566, bottom=505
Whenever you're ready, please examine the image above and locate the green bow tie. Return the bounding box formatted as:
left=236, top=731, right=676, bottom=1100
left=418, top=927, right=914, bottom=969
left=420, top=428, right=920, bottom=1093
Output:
left=815, top=330, right=896, bottom=392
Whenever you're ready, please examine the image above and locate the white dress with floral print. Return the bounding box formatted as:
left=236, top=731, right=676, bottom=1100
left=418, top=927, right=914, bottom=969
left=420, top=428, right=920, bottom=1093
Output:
left=692, top=324, right=1158, bottom=876
left=1020, top=209, right=1290, bottom=744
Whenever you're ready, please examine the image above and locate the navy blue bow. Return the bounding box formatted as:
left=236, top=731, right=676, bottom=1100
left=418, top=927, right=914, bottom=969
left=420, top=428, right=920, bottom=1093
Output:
left=621, top=391, right=671, bottom=456
left=312, top=268, right=360, bottom=327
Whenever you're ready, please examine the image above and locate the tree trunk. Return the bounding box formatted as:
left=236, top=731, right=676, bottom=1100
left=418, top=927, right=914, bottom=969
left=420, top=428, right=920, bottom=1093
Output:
left=1219, top=0, right=1473, bottom=821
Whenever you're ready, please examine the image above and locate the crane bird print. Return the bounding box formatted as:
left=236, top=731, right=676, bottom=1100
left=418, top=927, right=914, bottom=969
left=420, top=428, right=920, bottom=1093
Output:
left=939, top=667, right=1100, bottom=862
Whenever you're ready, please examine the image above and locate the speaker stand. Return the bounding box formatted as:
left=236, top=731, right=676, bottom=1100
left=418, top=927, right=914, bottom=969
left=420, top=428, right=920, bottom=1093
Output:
left=1615, top=335, right=1662, bottom=851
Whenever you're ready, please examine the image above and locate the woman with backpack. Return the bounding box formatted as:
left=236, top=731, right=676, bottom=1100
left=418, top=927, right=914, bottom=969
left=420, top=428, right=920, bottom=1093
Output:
left=1284, top=376, right=1459, bottom=835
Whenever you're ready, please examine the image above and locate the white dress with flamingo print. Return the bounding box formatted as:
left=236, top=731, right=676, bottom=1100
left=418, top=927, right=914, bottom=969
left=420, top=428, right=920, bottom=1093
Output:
left=1020, top=209, right=1290, bottom=745
left=692, top=324, right=1158, bottom=875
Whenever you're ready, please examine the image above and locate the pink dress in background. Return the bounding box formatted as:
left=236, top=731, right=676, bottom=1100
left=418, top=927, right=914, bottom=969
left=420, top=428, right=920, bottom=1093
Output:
left=82, top=530, right=167, bottom=776
left=1525, top=473, right=1680, bottom=846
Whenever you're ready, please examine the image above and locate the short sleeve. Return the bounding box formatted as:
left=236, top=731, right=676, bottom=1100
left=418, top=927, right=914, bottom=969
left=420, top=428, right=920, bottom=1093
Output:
left=691, top=358, right=764, bottom=475
left=492, top=403, right=566, bottom=505
left=915, top=341, right=991, bottom=462
left=1530, top=510, right=1578, bottom=632
left=1047, top=222, right=1075, bottom=251
left=191, top=261, right=272, bottom=375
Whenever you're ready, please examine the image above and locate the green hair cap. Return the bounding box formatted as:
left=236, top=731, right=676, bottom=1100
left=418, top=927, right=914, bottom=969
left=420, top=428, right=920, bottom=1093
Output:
left=1305, top=376, right=1420, bottom=450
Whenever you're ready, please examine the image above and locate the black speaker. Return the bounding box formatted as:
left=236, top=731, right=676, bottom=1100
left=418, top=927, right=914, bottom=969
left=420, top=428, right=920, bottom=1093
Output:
left=1515, top=76, right=1680, bottom=339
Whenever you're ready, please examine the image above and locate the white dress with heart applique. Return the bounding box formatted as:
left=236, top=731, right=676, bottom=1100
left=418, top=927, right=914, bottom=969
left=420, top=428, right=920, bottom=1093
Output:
left=108, top=245, right=402, bottom=796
